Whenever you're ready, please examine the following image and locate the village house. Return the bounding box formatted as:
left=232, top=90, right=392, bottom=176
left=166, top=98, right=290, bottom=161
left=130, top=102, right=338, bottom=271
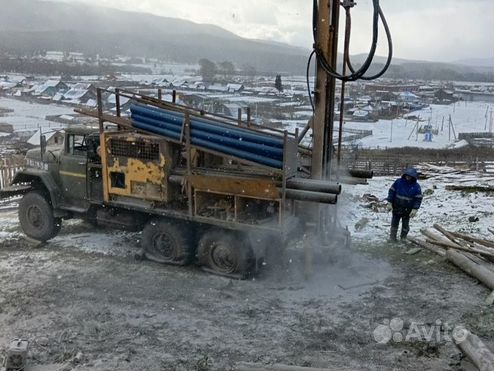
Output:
left=32, top=80, right=69, bottom=98
left=27, top=128, right=65, bottom=147
left=62, top=88, right=97, bottom=105
left=226, top=83, right=244, bottom=94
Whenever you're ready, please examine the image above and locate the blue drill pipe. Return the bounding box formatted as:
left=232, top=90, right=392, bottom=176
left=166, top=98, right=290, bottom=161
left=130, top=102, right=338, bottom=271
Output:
left=131, top=119, right=181, bottom=141
left=131, top=104, right=284, bottom=148
left=132, top=119, right=283, bottom=169
left=131, top=112, right=283, bottom=160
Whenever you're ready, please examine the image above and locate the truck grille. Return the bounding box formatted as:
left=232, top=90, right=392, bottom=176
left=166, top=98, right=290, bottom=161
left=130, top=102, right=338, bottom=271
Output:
left=109, top=139, right=160, bottom=161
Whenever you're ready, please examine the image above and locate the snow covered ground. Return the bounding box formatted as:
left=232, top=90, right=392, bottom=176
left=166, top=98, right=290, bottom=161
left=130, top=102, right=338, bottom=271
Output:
left=345, top=101, right=494, bottom=149
left=341, top=169, right=494, bottom=244
left=282, top=101, right=494, bottom=149
left=0, top=97, right=73, bottom=129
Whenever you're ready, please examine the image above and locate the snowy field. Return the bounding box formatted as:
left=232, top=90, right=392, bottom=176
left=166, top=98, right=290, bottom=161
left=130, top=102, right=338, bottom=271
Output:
left=345, top=101, right=494, bottom=149
left=0, top=97, right=73, bottom=130
left=282, top=101, right=494, bottom=149
left=341, top=169, right=494, bottom=243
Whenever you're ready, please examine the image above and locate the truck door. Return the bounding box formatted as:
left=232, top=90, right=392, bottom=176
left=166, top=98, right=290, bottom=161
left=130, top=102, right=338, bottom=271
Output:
left=59, top=133, right=89, bottom=210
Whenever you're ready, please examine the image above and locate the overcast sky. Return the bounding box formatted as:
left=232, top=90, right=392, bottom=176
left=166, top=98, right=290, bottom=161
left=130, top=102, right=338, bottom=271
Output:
left=61, top=0, right=493, bottom=62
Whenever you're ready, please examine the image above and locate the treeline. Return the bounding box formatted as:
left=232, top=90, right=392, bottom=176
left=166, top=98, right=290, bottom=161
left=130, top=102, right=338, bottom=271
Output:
left=368, top=63, right=494, bottom=82
left=198, top=58, right=258, bottom=83
left=0, top=58, right=152, bottom=75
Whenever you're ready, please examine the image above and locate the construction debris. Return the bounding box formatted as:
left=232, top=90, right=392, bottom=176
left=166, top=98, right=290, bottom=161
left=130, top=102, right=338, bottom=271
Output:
left=410, top=224, right=494, bottom=290
left=5, top=339, right=29, bottom=371
left=446, top=185, right=494, bottom=193
left=455, top=330, right=494, bottom=371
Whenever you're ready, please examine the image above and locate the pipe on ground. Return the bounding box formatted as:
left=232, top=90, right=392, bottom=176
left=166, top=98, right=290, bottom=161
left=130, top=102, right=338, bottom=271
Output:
left=348, top=169, right=374, bottom=179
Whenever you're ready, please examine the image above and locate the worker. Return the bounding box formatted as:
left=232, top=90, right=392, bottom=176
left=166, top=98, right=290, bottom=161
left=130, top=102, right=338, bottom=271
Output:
left=386, top=168, right=422, bottom=242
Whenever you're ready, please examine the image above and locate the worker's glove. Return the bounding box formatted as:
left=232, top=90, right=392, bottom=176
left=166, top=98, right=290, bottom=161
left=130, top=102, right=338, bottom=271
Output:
left=410, top=209, right=418, bottom=218
left=386, top=202, right=393, bottom=212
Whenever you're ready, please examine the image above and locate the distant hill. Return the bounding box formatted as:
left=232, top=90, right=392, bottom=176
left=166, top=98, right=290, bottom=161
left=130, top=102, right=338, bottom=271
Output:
left=350, top=54, right=493, bottom=82
left=0, top=0, right=491, bottom=81
left=452, top=57, right=494, bottom=69
left=0, top=0, right=309, bottom=74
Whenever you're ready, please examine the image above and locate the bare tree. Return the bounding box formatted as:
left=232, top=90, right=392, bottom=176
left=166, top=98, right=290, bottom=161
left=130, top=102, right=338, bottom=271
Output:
left=198, top=58, right=217, bottom=83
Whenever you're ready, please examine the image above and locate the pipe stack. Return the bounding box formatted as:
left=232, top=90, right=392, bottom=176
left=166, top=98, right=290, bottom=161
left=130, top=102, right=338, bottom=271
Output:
left=130, top=104, right=284, bottom=169
left=284, top=178, right=341, bottom=204
left=168, top=174, right=341, bottom=204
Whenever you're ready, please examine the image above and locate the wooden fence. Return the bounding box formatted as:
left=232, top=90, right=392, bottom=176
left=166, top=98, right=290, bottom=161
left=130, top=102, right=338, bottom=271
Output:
left=344, top=147, right=494, bottom=176
left=0, top=157, right=25, bottom=189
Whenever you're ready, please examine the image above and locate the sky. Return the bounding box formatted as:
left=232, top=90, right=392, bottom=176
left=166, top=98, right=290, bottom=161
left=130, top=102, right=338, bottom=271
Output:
left=57, top=0, right=493, bottom=63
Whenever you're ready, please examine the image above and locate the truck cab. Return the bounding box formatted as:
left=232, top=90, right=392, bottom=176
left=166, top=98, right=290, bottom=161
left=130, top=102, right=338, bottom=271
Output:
left=10, top=127, right=101, bottom=240
left=56, top=127, right=101, bottom=210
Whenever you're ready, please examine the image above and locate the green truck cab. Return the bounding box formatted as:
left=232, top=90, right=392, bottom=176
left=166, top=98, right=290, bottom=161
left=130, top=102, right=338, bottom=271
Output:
left=11, top=126, right=101, bottom=241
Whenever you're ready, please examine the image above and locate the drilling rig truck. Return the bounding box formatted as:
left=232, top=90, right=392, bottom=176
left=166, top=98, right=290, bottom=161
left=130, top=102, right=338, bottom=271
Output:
left=4, top=90, right=351, bottom=278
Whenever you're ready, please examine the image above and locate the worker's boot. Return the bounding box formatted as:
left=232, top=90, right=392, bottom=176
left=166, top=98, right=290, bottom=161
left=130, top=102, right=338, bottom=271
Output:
left=389, top=227, right=398, bottom=243
left=400, top=218, right=410, bottom=241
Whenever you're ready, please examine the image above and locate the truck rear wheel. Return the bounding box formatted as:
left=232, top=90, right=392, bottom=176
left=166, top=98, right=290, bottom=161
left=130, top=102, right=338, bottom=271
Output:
left=19, top=191, right=61, bottom=242
left=197, top=230, right=255, bottom=278
left=142, top=219, right=194, bottom=266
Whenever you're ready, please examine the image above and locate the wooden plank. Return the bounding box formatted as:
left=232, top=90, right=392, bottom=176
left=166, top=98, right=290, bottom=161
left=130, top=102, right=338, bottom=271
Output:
left=455, top=331, right=494, bottom=371
left=426, top=238, right=494, bottom=259
left=446, top=249, right=494, bottom=290
left=408, top=237, right=446, bottom=257
left=450, top=231, right=494, bottom=249
left=433, top=224, right=468, bottom=247
left=421, top=228, right=461, bottom=248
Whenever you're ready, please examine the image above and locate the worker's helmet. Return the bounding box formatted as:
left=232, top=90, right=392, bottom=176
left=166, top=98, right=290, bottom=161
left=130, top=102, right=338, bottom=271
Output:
left=402, top=168, right=418, bottom=180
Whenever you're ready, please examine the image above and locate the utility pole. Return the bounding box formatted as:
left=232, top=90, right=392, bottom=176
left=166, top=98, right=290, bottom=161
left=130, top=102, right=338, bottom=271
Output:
left=484, top=106, right=489, bottom=130
left=311, top=0, right=339, bottom=180
left=448, top=114, right=451, bottom=141
left=490, top=108, right=493, bottom=133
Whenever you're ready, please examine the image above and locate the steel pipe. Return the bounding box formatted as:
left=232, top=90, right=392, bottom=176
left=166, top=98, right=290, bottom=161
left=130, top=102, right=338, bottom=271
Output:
left=131, top=113, right=283, bottom=159
left=132, top=120, right=181, bottom=141
left=192, top=136, right=283, bottom=168
left=168, top=174, right=338, bottom=204
left=131, top=104, right=284, bottom=148
left=348, top=169, right=374, bottom=179
left=286, top=178, right=341, bottom=195
left=133, top=118, right=283, bottom=168
left=285, top=189, right=337, bottom=204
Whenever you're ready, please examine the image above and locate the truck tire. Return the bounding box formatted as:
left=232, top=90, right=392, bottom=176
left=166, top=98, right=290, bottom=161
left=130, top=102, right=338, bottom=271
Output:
left=18, top=191, right=62, bottom=242
left=141, top=219, right=194, bottom=266
left=197, top=230, right=255, bottom=277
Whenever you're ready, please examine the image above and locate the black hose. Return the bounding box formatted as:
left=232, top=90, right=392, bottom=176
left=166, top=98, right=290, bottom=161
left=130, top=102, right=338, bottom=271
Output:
left=306, top=49, right=316, bottom=111
left=313, top=0, right=380, bottom=81
left=310, top=0, right=392, bottom=82
left=312, top=0, right=318, bottom=42
left=346, top=5, right=393, bottom=80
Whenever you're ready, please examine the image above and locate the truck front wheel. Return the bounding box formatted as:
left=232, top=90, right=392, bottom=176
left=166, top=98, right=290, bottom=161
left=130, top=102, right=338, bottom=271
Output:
left=19, top=191, right=62, bottom=242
